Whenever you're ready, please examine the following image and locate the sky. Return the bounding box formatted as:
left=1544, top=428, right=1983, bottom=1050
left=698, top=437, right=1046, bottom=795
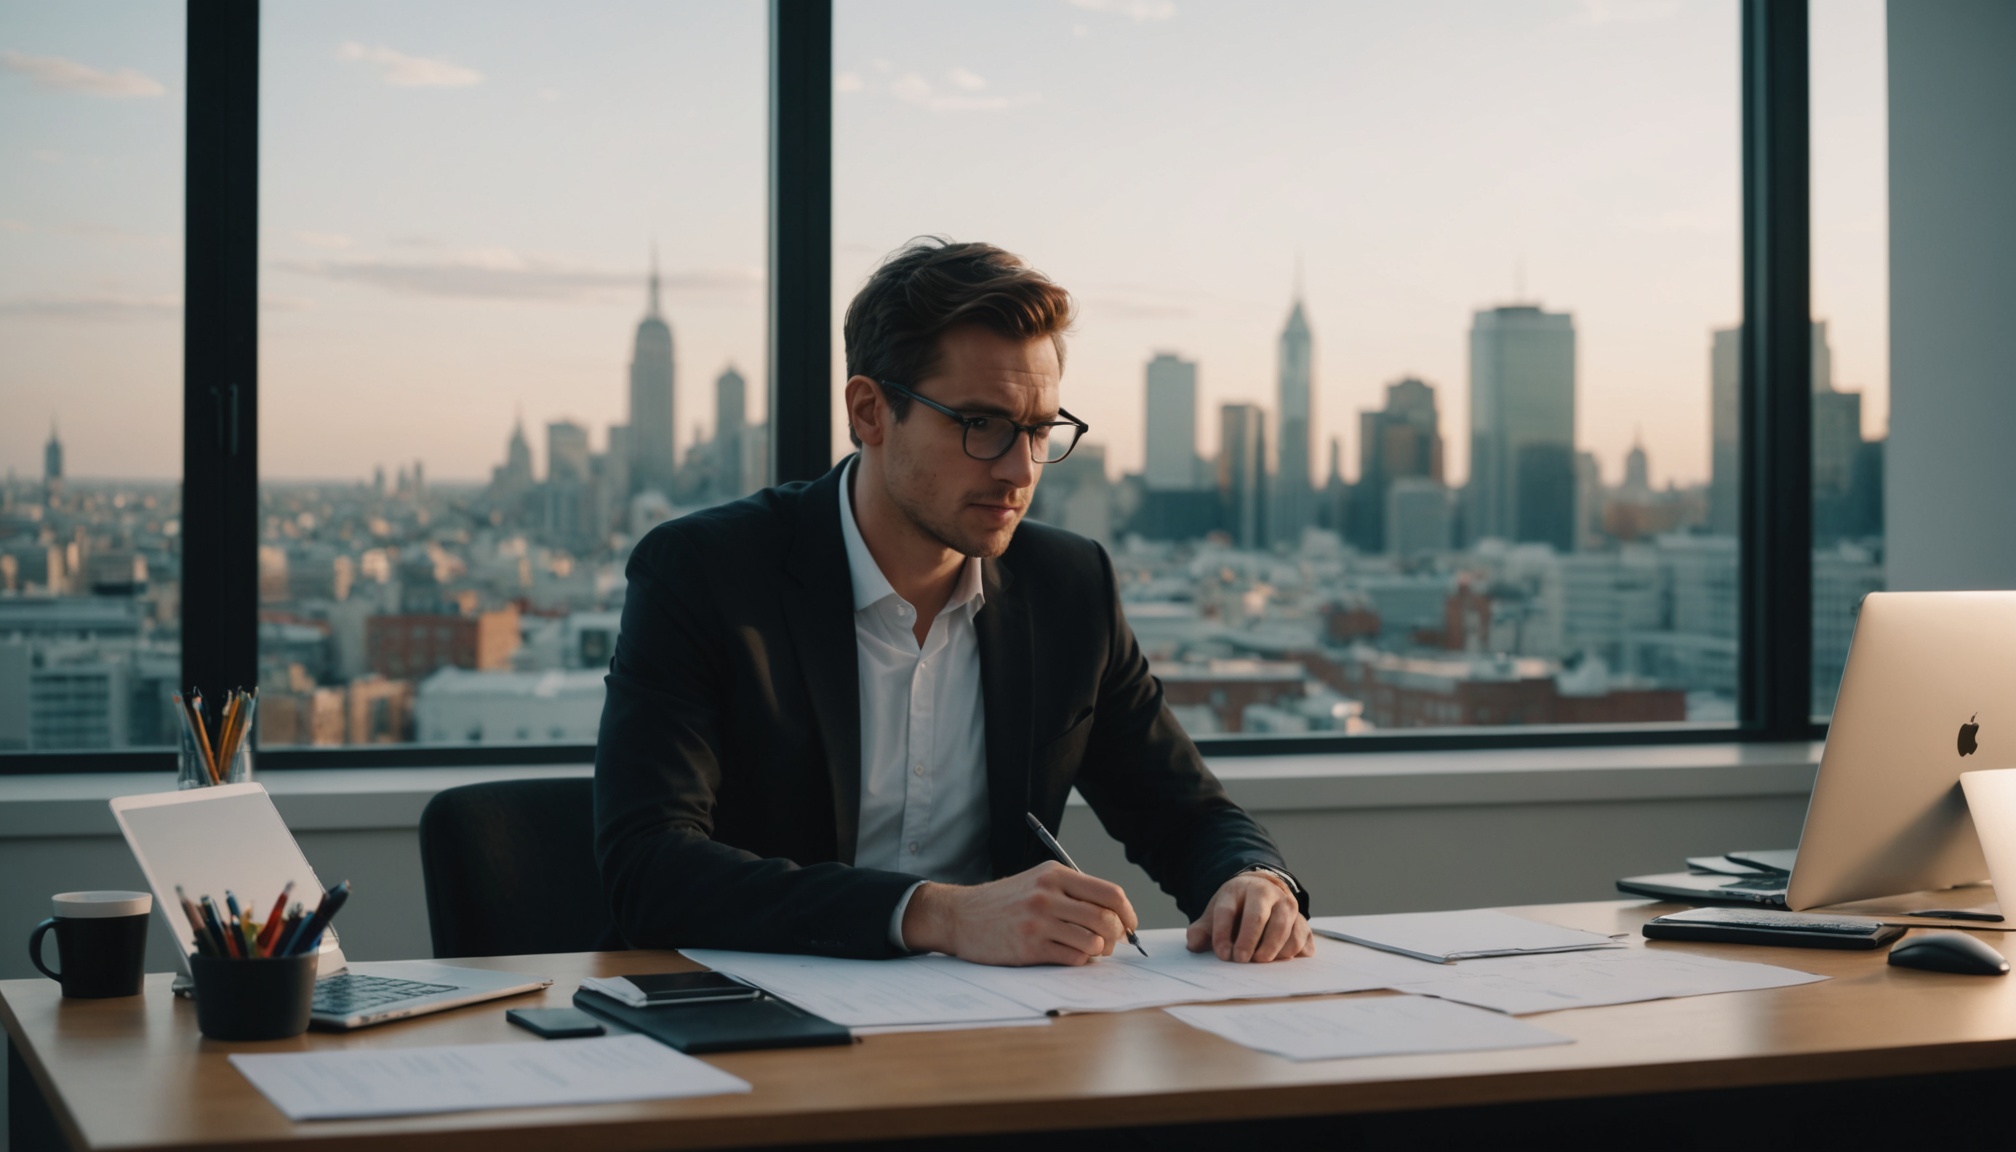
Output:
left=0, top=0, right=1886, bottom=489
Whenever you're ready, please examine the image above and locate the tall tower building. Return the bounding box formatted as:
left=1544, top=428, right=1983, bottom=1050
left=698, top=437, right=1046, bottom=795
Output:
left=546, top=420, right=591, bottom=484
left=714, top=365, right=748, bottom=500
left=43, top=423, right=63, bottom=494
left=1143, top=353, right=1200, bottom=490
left=1273, top=295, right=1315, bottom=545
left=1468, top=304, right=1576, bottom=551
left=1219, top=403, right=1269, bottom=551
left=628, top=249, right=677, bottom=497
left=1708, top=320, right=1838, bottom=535
left=1349, top=377, right=1444, bottom=553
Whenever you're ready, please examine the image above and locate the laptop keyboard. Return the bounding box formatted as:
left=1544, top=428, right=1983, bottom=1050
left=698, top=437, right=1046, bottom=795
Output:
left=314, top=974, right=458, bottom=1016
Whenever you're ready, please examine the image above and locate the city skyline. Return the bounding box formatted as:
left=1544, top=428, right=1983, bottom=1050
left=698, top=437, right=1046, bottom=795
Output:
left=3, top=1, right=1887, bottom=487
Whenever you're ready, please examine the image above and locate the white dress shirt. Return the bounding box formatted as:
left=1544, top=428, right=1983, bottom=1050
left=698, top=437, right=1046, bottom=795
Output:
left=838, top=459, right=992, bottom=949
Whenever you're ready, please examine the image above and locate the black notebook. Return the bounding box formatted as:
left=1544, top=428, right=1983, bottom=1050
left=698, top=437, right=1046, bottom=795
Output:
left=573, top=987, right=853, bottom=1054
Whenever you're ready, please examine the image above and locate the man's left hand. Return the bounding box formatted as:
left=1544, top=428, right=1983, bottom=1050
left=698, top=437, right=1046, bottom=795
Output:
left=1184, top=871, right=1313, bottom=963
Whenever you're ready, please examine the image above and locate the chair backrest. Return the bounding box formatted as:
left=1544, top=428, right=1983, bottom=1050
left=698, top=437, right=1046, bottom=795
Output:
left=418, top=777, right=616, bottom=959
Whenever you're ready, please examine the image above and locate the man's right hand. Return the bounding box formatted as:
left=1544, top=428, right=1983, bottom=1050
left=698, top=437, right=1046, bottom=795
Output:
left=900, top=862, right=1139, bottom=966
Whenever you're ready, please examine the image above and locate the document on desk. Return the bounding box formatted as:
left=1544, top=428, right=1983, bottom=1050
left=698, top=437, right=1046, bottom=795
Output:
left=678, top=949, right=1046, bottom=1030
left=1385, top=948, right=1826, bottom=1016
left=228, top=1035, right=751, bottom=1121
left=944, top=927, right=1438, bottom=1013
left=1166, top=994, right=1574, bottom=1062
left=1309, top=909, right=1623, bottom=963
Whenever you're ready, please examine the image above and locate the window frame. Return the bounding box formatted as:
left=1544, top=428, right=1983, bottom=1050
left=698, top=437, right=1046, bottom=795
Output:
left=1, top=0, right=1825, bottom=775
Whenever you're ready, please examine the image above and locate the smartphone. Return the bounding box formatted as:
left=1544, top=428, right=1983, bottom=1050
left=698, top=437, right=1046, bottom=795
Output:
left=506, top=1007, right=607, bottom=1038
left=617, top=971, right=763, bottom=1005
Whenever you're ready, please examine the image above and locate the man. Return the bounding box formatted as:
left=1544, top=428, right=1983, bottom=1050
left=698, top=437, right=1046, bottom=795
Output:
left=596, top=238, right=1312, bottom=966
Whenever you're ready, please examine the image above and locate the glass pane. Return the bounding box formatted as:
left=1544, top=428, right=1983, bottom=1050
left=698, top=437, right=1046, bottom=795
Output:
left=1810, top=0, right=1887, bottom=719
left=834, top=0, right=1740, bottom=737
left=0, top=5, right=184, bottom=751
left=258, top=3, right=765, bottom=747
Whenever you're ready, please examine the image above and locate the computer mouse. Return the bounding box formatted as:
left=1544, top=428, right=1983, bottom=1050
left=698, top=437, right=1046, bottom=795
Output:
left=1887, top=931, right=2010, bottom=975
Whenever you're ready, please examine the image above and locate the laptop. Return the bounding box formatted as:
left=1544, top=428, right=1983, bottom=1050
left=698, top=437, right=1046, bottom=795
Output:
left=1619, top=591, right=2003, bottom=911
left=111, top=783, right=551, bottom=1030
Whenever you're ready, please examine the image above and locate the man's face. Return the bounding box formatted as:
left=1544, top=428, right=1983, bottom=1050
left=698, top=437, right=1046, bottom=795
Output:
left=879, top=325, right=1060, bottom=559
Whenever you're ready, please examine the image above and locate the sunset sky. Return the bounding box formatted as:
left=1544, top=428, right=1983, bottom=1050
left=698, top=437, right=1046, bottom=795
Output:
left=1, top=0, right=1885, bottom=491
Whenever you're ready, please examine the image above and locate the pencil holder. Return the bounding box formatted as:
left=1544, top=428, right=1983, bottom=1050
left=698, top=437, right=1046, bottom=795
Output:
left=191, top=952, right=316, bottom=1041
left=176, top=724, right=254, bottom=788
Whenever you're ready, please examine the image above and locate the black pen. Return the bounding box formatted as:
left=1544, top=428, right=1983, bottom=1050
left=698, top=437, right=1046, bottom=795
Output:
left=1024, top=812, right=1147, bottom=956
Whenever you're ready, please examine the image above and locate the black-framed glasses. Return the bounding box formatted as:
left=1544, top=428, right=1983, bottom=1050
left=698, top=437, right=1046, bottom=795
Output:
left=877, top=380, right=1089, bottom=464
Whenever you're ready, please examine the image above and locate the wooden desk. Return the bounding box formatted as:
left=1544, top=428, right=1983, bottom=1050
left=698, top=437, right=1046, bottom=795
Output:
left=7, top=900, right=2016, bottom=1151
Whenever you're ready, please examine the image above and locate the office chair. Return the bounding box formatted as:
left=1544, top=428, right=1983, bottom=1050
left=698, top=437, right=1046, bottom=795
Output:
left=418, top=776, right=619, bottom=959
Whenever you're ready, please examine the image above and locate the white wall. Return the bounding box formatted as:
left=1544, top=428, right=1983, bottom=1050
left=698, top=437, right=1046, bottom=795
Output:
left=1886, top=0, right=2016, bottom=591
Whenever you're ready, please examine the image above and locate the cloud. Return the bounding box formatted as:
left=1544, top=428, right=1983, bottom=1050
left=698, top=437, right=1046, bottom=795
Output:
left=835, top=71, right=866, bottom=94
left=274, top=248, right=759, bottom=304
left=888, top=71, right=1034, bottom=112
left=0, top=219, right=29, bottom=234
left=0, top=51, right=166, bottom=97
left=334, top=42, right=482, bottom=88
left=0, top=293, right=179, bottom=320
left=1066, top=0, right=1176, bottom=21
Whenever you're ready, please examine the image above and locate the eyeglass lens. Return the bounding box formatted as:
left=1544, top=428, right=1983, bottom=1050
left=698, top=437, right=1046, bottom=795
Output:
left=966, top=417, right=1081, bottom=462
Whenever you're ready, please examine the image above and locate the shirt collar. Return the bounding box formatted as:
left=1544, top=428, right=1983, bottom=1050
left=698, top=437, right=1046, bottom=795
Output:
left=839, top=456, right=986, bottom=617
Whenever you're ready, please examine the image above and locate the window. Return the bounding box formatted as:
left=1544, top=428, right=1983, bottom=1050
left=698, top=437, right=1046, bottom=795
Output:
left=255, top=3, right=766, bottom=748
left=0, top=5, right=184, bottom=751
left=833, top=0, right=1742, bottom=739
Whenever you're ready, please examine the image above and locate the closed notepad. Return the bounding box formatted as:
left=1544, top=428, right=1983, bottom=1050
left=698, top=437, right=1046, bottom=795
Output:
left=573, top=988, right=853, bottom=1054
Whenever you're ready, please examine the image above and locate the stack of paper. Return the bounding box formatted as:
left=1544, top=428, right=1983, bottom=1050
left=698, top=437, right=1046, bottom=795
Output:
left=1165, top=996, right=1573, bottom=1062
left=687, top=928, right=1438, bottom=1027
left=1308, top=909, right=1623, bottom=962
left=231, top=1035, right=751, bottom=1121
left=1385, top=948, right=1825, bottom=1015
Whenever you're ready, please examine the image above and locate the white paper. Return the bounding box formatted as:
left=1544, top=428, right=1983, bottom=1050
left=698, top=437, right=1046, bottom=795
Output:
left=1387, top=948, right=1825, bottom=1015
left=1166, top=994, right=1574, bottom=1062
left=1308, top=909, right=1622, bottom=963
left=690, top=929, right=1442, bottom=1023
left=677, top=948, right=1045, bottom=1029
left=229, top=1035, right=750, bottom=1121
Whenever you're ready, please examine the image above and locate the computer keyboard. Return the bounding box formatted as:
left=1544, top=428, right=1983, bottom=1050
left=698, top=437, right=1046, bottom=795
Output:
left=313, top=974, right=458, bottom=1015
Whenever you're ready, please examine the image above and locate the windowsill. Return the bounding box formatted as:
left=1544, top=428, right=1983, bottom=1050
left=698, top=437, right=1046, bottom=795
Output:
left=0, top=743, right=1822, bottom=841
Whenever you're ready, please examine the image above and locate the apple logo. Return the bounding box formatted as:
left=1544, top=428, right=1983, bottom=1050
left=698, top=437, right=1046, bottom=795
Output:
left=1959, top=713, right=1981, bottom=757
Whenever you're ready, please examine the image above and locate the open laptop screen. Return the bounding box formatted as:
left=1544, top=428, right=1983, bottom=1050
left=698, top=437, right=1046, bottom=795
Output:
left=111, top=784, right=339, bottom=975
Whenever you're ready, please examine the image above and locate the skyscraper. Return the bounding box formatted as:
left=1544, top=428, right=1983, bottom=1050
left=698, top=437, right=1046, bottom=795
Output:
left=1143, top=353, right=1200, bottom=491
left=43, top=424, right=62, bottom=486
left=1468, top=304, right=1576, bottom=551
left=1273, top=296, right=1315, bottom=545
left=1349, top=377, right=1444, bottom=553
left=1219, top=403, right=1268, bottom=551
left=628, top=250, right=676, bottom=497
left=1708, top=321, right=1838, bottom=535
left=713, top=365, right=748, bottom=501
left=546, top=420, right=590, bottom=484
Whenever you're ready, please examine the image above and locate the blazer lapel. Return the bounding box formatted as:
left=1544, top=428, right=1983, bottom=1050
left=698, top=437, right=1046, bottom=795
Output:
left=781, top=462, right=864, bottom=864
left=975, top=556, right=1034, bottom=878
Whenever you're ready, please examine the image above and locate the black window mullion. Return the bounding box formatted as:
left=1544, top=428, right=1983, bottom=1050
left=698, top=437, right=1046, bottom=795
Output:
left=182, top=0, right=261, bottom=707
left=768, top=0, right=834, bottom=485
left=1739, top=0, right=1814, bottom=742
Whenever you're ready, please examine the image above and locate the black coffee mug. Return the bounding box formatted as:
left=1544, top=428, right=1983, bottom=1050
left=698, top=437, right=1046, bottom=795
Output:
left=29, top=891, right=152, bottom=999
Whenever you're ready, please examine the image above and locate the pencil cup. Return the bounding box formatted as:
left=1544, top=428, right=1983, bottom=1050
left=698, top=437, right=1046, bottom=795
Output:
left=176, top=727, right=253, bottom=789
left=191, top=952, right=316, bottom=1041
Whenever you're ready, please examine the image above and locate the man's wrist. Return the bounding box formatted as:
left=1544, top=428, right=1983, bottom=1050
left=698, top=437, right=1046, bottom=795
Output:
left=1239, top=864, right=1300, bottom=897
left=901, top=882, right=957, bottom=955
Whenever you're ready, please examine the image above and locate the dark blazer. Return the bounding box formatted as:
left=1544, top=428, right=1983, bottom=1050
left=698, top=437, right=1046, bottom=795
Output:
left=594, top=458, right=1305, bottom=959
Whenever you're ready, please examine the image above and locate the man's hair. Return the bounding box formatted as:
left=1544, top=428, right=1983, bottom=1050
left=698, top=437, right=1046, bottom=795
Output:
left=844, top=237, right=1075, bottom=447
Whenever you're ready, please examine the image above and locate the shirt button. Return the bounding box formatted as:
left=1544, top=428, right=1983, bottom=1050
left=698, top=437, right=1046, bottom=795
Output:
left=897, top=604, right=911, bottom=617
left=908, top=841, right=920, bottom=854
left=914, top=762, right=925, bottom=777
left=919, top=660, right=929, bottom=671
